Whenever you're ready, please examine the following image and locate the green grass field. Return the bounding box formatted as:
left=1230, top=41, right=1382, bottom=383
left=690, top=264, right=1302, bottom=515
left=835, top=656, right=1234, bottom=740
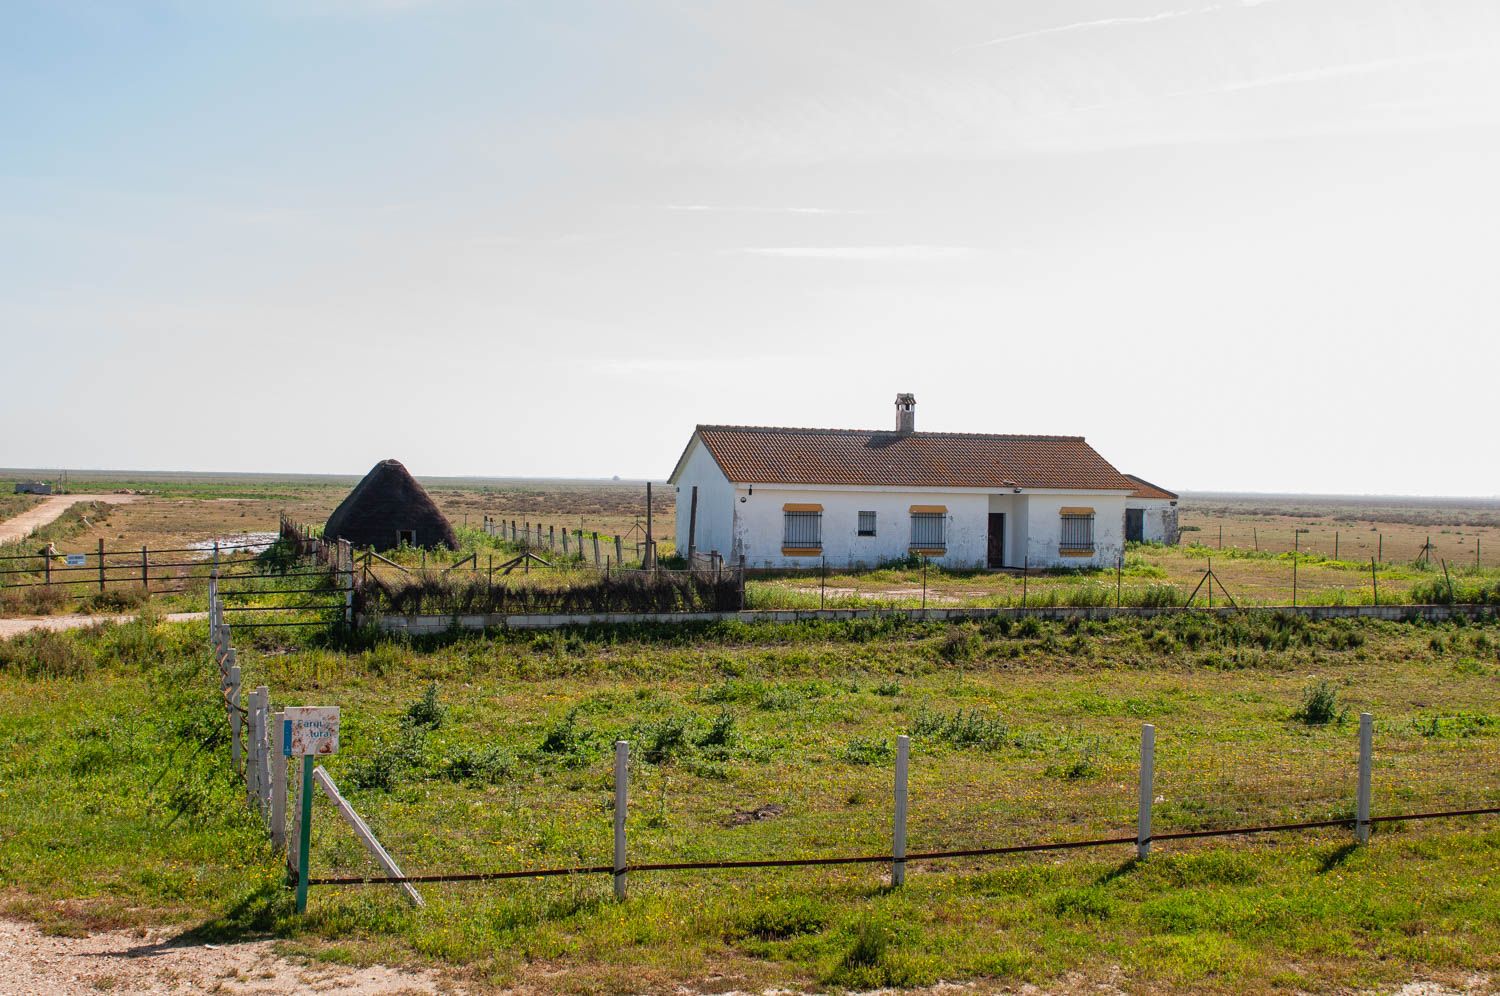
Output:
left=1, top=611, right=1496, bottom=992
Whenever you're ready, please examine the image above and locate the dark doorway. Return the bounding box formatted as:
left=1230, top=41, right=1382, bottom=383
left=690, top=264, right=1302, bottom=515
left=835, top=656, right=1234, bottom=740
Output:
left=1125, top=509, right=1144, bottom=543
left=987, top=513, right=1005, bottom=568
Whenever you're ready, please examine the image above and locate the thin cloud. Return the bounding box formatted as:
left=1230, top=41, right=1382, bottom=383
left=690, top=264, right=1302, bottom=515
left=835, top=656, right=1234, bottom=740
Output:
left=662, top=204, right=866, bottom=215
left=733, top=246, right=975, bottom=260
left=971, top=0, right=1278, bottom=49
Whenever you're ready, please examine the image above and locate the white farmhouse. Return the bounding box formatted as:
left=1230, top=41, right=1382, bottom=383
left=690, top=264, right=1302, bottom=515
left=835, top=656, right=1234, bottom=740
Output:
left=668, top=394, right=1175, bottom=570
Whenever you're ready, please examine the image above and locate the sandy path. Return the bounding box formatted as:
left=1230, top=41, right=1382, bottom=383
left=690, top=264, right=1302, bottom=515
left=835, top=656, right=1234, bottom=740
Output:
left=0, top=494, right=139, bottom=545
left=0, top=919, right=449, bottom=995
left=0, top=611, right=206, bottom=639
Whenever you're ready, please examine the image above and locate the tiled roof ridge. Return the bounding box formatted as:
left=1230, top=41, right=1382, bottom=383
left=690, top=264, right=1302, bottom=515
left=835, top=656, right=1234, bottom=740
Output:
left=698, top=424, right=1086, bottom=442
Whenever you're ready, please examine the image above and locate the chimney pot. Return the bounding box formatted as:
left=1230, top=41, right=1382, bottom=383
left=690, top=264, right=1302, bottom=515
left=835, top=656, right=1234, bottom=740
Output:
left=895, top=393, right=915, bottom=434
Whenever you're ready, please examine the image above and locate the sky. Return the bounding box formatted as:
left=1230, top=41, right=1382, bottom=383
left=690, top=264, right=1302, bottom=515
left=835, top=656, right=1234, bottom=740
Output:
left=3, top=0, right=1498, bottom=495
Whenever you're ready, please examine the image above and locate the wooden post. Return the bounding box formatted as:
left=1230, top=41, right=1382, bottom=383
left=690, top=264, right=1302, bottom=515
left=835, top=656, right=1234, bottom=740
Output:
left=271, top=711, right=287, bottom=852
left=312, top=767, right=424, bottom=907
left=592, top=532, right=601, bottom=567
left=1335, top=531, right=1339, bottom=561
left=1137, top=724, right=1155, bottom=859
left=141, top=545, right=149, bottom=590
left=1378, top=533, right=1382, bottom=562
left=549, top=525, right=555, bottom=550
left=613, top=740, right=629, bottom=900
left=892, top=735, right=910, bottom=886
left=1371, top=557, right=1378, bottom=607
left=97, top=537, right=105, bottom=593
left=228, top=658, right=242, bottom=770
left=1356, top=712, right=1373, bottom=844
left=1292, top=548, right=1298, bottom=607
left=645, top=483, right=655, bottom=570
left=44, top=551, right=51, bottom=586
left=615, top=535, right=623, bottom=565
left=1253, top=527, right=1259, bottom=552
left=1218, top=523, right=1222, bottom=549
left=686, top=485, right=698, bottom=563
left=245, top=687, right=263, bottom=812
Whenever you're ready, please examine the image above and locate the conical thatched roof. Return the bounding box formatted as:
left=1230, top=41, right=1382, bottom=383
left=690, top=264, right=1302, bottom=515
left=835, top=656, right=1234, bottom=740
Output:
left=324, top=459, right=458, bottom=552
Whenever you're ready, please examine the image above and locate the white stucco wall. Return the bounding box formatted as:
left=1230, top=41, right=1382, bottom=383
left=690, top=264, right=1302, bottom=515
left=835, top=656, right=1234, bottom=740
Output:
left=671, top=437, right=737, bottom=558
left=727, top=485, right=1129, bottom=570
left=1125, top=498, right=1180, bottom=544
left=1021, top=493, right=1127, bottom=569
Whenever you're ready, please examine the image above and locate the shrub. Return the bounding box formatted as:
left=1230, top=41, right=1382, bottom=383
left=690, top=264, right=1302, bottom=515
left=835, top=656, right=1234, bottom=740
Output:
left=1294, top=679, right=1347, bottom=725
left=909, top=708, right=1011, bottom=750
left=1137, top=584, right=1182, bottom=608
left=538, top=709, right=596, bottom=767
left=842, top=737, right=893, bottom=765
left=733, top=896, right=830, bottom=940
left=441, top=744, right=515, bottom=783
left=698, top=709, right=736, bottom=748
left=0, top=630, right=93, bottom=679
left=403, top=683, right=445, bottom=730
left=937, top=627, right=977, bottom=663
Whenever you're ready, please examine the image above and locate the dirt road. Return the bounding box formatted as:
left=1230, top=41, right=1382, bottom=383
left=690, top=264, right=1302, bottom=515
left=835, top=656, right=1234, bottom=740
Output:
left=0, top=918, right=449, bottom=995
left=0, top=611, right=206, bottom=640
left=0, top=494, right=138, bottom=545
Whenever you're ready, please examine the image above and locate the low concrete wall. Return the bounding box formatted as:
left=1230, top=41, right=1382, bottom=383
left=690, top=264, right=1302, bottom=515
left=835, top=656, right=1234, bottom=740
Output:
left=365, top=603, right=1495, bottom=634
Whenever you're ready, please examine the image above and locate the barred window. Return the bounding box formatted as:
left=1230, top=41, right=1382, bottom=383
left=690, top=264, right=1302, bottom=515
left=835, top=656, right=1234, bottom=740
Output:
left=910, top=512, right=945, bottom=549
left=857, top=511, right=877, bottom=536
left=783, top=511, right=822, bottom=549
left=1060, top=512, right=1095, bottom=551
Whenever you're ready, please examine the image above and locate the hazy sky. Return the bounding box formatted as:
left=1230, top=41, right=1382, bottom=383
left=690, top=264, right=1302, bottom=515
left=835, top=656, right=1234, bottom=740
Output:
left=4, top=0, right=1498, bottom=494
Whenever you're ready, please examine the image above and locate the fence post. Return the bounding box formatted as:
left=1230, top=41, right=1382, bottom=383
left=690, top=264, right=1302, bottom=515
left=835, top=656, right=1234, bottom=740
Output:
left=271, top=710, right=287, bottom=852
left=593, top=533, right=601, bottom=567
left=228, top=657, right=242, bottom=770
left=892, top=735, right=910, bottom=886
left=615, top=535, right=624, bottom=565
left=1371, top=557, right=1378, bottom=607
left=1356, top=712, right=1373, bottom=844
left=256, top=686, right=272, bottom=820
left=141, top=545, right=148, bottom=590
left=1137, top=724, right=1155, bottom=859
left=98, top=537, right=105, bottom=593
left=340, top=539, right=354, bottom=627
left=562, top=530, right=570, bottom=556
left=614, top=740, right=629, bottom=901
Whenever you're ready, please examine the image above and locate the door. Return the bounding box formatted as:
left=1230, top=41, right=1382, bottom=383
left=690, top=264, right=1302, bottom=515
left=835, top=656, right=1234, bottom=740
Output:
left=1125, top=508, right=1144, bottom=543
left=987, top=513, right=1005, bottom=568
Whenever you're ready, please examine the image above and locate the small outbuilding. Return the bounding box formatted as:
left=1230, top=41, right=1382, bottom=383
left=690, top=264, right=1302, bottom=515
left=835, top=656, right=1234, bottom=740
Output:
left=324, top=459, right=458, bottom=552
left=1123, top=474, right=1179, bottom=544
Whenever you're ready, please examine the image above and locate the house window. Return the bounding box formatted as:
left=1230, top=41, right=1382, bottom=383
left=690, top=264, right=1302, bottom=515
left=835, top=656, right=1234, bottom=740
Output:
left=1060, top=508, right=1095, bottom=555
left=782, top=510, right=822, bottom=552
left=909, top=512, right=946, bottom=551
left=396, top=529, right=416, bottom=546
left=857, top=511, right=877, bottom=536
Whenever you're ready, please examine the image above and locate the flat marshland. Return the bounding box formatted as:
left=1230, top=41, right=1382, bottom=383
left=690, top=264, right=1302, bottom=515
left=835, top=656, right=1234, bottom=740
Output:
left=1, top=610, right=1496, bottom=993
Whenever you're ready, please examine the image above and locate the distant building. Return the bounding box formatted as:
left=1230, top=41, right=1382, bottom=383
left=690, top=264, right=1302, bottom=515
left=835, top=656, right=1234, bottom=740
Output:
left=14, top=481, right=52, bottom=495
left=669, top=394, right=1178, bottom=569
left=323, top=459, right=458, bottom=552
left=1123, top=475, right=1180, bottom=545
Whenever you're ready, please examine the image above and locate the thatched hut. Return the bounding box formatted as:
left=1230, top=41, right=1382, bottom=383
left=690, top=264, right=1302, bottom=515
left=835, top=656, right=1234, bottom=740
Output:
left=324, top=459, right=458, bottom=552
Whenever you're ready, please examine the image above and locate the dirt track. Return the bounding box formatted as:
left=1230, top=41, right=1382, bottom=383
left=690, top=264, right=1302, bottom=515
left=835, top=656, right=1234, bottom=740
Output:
left=0, top=919, right=448, bottom=994
left=0, top=494, right=138, bottom=545
left=0, top=611, right=206, bottom=640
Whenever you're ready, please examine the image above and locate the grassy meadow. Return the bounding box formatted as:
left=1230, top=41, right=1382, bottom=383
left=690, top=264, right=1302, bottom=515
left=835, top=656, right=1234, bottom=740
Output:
left=1, top=610, right=1496, bottom=992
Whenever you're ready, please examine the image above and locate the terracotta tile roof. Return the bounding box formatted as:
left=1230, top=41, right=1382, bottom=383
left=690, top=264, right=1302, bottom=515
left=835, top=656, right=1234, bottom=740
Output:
left=1124, top=473, right=1178, bottom=501
left=685, top=425, right=1138, bottom=491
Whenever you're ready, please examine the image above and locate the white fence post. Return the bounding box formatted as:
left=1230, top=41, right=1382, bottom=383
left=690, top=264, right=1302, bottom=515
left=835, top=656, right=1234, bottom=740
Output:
left=614, top=740, right=629, bottom=901
left=892, top=734, right=910, bottom=886
left=1357, top=712, right=1373, bottom=844
left=254, top=686, right=272, bottom=820
left=288, top=759, right=303, bottom=875
left=227, top=658, right=242, bottom=770
left=245, top=686, right=263, bottom=810
left=271, top=710, right=287, bottom=852
left=1137, top=724, right=1155, bottom=860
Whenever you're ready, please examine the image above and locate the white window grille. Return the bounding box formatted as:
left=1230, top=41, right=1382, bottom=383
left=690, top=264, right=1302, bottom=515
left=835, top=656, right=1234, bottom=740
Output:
left=910, top=512, right=945, bottom=549
left=1060, top=513, right=1095, bottom=552
left=783, top=511, right=822, bottom=549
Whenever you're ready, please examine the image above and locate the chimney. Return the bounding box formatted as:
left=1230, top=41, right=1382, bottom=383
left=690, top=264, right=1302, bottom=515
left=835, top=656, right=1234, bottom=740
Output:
left=895, top=393, right=916, bottom=434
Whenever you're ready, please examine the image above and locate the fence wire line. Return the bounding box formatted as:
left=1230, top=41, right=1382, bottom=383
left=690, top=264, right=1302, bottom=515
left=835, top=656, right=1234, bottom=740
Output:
left=305, top=807, right=1500, bottom=887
